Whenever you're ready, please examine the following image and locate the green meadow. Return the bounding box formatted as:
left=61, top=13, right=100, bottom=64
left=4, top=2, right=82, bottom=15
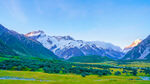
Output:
left=0, top=55, right=150, bottom=84
left=0, top=70, right=150, bottom=84
left=0, top=61, right=150, bottom=84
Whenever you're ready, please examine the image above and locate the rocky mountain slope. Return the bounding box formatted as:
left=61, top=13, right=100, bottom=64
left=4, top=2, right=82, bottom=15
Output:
left=0, top=39, right=17, bottom=56
left=0, top=24, right=57, bottom=59
left=26, top=30, right=124, bottom=59
left=123, top=35, right=150, bottom=60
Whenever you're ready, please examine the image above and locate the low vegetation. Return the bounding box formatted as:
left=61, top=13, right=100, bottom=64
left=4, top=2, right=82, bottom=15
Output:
left=68, top=55, right=112, bottom=63
left=0, top=70, right=149, bottom=84
left=0, top=54, right=150, bottom=84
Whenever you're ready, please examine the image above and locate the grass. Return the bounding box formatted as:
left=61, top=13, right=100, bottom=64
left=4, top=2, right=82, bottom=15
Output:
left=0, top=57, right=9, bottom=62
left=1, top=80, right=150, bottom=84
left=77, top=61, right=150, bottom=67
left=76, top=61, right=150, bottom=77
left=77, top=61, right=118, bottom=66
left=0, top=61, right=150, bottom=84
left=118, top=62, right=150, bottom=67
left=0, top=70, right=150, bottom=84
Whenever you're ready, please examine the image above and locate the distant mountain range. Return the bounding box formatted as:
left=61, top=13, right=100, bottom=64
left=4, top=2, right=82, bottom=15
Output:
left=26, top=30, right=124, bottom=59
left=0, top=24, right=57, bottom=59
left=0, top=24, right=149, bottom=61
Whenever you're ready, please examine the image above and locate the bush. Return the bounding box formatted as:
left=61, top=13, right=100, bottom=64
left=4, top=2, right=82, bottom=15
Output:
left=98, top=72, right=103, bottom=77
left=81, top=73, right=86, bottom=77
left=115, top=71, right=121, bottom=75
left=132, top=69, right=137, bottom=76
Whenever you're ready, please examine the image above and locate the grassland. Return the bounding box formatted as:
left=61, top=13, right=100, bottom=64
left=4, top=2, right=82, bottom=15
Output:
left=0, top=59, right=150, bottom=84
left=78, top=61, right=150, bottom=68
left=118, top=61, right=150, bottom=67
left=0, top=70, right=150, bottom=84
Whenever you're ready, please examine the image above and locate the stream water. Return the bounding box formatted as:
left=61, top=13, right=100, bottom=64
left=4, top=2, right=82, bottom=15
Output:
left=0, top=76, right=50, bottom=81
left=139, top=76, right=150, bottom=80
left=0, top=76, right=150, bottom=81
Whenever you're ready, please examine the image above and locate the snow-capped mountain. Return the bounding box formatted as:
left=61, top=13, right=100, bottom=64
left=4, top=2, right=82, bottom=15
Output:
left=123, top=35, right=150, bottom=60
left=25, top=30, right=124, bottom=59
left=0, top=25, right=57, bottom=59
left=123, top=39, right=142, bottom=53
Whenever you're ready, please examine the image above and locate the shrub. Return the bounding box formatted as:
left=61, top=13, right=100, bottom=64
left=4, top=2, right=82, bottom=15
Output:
left=81, top=73, right=86, bottom=77
left=115, top=71, right=121, bottom=75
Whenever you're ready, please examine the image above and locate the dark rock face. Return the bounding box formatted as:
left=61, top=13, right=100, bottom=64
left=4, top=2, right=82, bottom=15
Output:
left=55, top=47, right=85, bottom=59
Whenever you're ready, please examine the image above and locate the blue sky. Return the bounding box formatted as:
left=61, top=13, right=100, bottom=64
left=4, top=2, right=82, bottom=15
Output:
left=0, top=0, right=150, bottom=48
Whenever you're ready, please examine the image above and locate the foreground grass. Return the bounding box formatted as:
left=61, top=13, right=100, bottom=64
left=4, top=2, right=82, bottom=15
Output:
left=1, top=80, right=150, bottom=84
left=0, top=70, right=150, bottom=84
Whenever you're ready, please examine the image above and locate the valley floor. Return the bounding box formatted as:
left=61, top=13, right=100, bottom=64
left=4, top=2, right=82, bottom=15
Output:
left=0, top=70, right=150, bottom=84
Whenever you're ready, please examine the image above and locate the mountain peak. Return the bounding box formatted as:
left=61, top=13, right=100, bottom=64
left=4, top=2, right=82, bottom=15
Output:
left=134, top=39, right=142, bottom=43
left=25, top=30, right=45, bottom=37
left=0, top=25, right=57, bottom=59
left=123, top=35, right=150, bottom=60
left=123, top=39, right=142, bottom=53
left=125, top=39, right=142, bottom=49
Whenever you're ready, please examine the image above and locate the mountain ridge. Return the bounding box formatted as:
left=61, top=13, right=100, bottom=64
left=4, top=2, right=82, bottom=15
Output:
left=123, top=35, right=150, bottom=60
left=0, top=25, right=57, bottom=59
left=123, top=39, right=142, bottom=53
left=26, top=30, right=124, bottom=59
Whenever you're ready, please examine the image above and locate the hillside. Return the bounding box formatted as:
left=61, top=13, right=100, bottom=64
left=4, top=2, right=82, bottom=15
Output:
left=68, top=55, right=112, bottom=63
left=0, top=24, right=57, bottom=59
left=123, top=35, right=150, bottom=60
left=0, top=39, right=17, bottom=56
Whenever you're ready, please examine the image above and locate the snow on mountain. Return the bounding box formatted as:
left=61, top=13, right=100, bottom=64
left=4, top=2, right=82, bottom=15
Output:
left=123, top=35, right=150, bottom=60
left=25, top=30, right=45, bottom=37
left=0, top=25, right=57, bottom=59
left=25, top=30, right=123, bottom=59
left=123, top=39, right=142, bottom=53
left=87, top=41, right=122, bottom=52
